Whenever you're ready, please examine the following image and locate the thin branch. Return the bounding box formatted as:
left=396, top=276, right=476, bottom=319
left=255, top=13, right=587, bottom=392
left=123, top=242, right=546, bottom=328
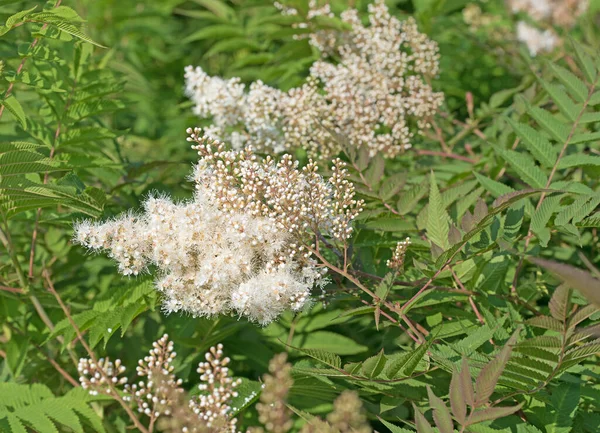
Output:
left=414, top=149, right=477, bottom=164
left=43, top=270, right=150, bottom=433
left=0, top=285, right=24, bottom=294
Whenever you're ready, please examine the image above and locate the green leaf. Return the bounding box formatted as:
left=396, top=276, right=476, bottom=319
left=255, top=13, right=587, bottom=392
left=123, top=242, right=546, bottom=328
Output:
left=385, top=340, right=431, bottom=378
left=378, top=418, right=414, bottom=433
left=183, top=24, right=245, bottom=43
left=531, top=195, right=562, bottom=246
left=527, top=105, right=570, bottom=143
left=427, top=171, right=450, bottom=250
left=363, top=218, right=415, bottom=232
left=379, top=173, right=407, bottom=201
left=294, top=347, right=342, bottom=369
left=572, top=41, right=597, bottom=84
left=538, top=79, right=579, bottom=122
left=545, top=382, right=579, bottom=433
left=436, top=190, right=542, bottom=267
left=361, top=349, right=387, bottom=378
left=397, top=179, right=428, bottom=215
left=549, top=63, right=589, bottom=103
left=492, top=145, right=548, bottom=188
left=1, top=96, right=28, bottom=130
left=557, top=154, right=600, bottom=169
left=507, top=118, right=557, bottom=168
left=413, top=404, right=434, bottom=433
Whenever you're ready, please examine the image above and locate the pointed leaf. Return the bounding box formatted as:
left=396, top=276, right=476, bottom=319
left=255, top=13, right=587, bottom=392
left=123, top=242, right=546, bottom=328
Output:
left=467, top=403, right=523, bottom=425
left=474, top=331, right=519, bottom=406
left=427, top=386, right=453, bottom=433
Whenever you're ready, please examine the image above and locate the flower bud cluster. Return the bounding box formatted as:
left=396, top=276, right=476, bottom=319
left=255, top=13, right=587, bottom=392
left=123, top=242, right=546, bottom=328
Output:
left=78, top=336, right=242, bottom=432
left=255, top=353, right=293, bottom=433
left=387, top=238, right=411, bottom=271
left=78, top=357, right=127, bottom=396
left=184, top=0, right=443, bottom=159
left=124, top=334, right=184, bottom=419
left=190, top=344, right=241, bottom=432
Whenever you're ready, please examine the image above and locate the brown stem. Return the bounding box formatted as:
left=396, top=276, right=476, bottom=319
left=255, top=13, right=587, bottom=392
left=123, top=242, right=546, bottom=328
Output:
left=0, top=285, right=24, bottom=294
left=43, top=270, right=150, bottom=433
left=310, top=247, right=426, bottom=342
left=414, top=149, right=477, bottom=164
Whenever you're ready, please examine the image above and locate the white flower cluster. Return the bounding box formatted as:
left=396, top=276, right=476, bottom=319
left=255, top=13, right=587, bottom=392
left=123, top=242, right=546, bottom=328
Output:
left=184, top=0, right=443, bottom=159
left=508, top=0, right=587, bottom=55
left=515, top=21, right=558, bottom=56
left=75, top=131, right=362, bottom=325
left=509, top=0, right=588, bottom=27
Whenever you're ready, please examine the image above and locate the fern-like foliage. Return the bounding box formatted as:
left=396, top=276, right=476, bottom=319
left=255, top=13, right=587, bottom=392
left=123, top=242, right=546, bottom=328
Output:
left=0, top=383, right=105, bottom=433
left=494, top=41, right=600, bottom=247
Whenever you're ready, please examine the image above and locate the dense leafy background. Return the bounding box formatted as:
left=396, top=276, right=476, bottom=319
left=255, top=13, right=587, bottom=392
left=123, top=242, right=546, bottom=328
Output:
left=1, top=0, right=600, bottom=432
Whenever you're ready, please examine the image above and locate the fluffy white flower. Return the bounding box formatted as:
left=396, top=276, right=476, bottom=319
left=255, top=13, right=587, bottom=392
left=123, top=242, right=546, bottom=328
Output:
left=75, top=131, right=362, bottom=325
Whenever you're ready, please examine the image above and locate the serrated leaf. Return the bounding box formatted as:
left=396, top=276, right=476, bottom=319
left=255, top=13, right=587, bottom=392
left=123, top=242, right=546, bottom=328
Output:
left=531, top=195, right=562, bottom=245
left=361, top=349, right=387, bottom=378
left=427, top=172, right=450, bottom=250
left=467, top=404, right=523, bottom=425
left=379, top=173, right=407, bottom=201
left=526, top=315, right=564, bottom=332
left=397, top=179, right=428, bottom=215
left=413, top=404, right=434, bottom=433
left=545, top=382, right=579, bottom=433
left=527, top=105, right=570, bottom=143
left=549, top=284, right=572, bottom=322
left=427, top=386, right=453, bottom=433
left=294, top=347, right=342, bottom=369
left=549, top=63, right=588, bottom=103
left=557, top=154, right=600, bottom=169
left=507, top=119, right=557, bottom=168
left=378, top=418, right=414, bottom=433
left=1, top=96, right=28, bottom=130
left=492, top=145, right=547, bottom=189
left=450, top=357, right=474, bottom=423
left=474, top=331, right=519, bottom=406
left=572, top=41, right=597, bottom=84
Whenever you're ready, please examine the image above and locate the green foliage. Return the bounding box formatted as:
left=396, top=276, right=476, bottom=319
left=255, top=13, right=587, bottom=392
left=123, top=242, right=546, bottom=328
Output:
left=0, top=383, right=104, bottom=433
